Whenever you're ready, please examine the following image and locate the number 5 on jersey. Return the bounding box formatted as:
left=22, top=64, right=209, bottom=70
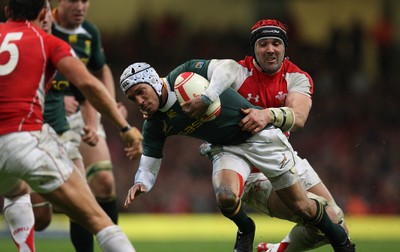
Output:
left=0, top=32, right=23, bottom=76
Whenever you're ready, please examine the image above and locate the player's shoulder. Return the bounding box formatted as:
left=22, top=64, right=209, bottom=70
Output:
left=42, top=33, right=74, bottom=63
left=237, top=56, right=254, bottom=69
left=283, top=59, right=314, bottom=92
left=167, top=59, right=211, bottom=85
left=82, top=20, right=100, bottom=35
left=45, top=32, right=71, bottom=48
left=182, top=59, right=211, bottom=71
left=283, top=59, right=307, bottom=74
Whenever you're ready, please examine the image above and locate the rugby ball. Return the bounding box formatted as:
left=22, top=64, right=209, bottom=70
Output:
left=174, top=72, right=221, bottom=122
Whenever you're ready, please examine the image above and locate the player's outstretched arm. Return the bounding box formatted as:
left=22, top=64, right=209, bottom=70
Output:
left=124, top=183, right=147, bottom=208
left=56, top=56, right=143, bottom=149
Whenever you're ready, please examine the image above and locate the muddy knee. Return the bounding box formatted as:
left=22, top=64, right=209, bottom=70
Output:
left=215, top=186, right=239, bottom=212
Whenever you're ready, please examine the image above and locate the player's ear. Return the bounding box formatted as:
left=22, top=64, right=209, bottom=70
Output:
left=4, top=6, right=10, bottom=19
left=38, top=7, right=47, bottom=22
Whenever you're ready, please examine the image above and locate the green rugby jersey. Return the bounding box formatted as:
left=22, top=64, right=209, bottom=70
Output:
left=142, top=59, right=262, bottom=158
left=44, top=20, right=106, bottom=134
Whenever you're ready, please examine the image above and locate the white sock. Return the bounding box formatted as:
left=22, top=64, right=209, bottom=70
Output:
left=3, top=194, right=35, bottom=252
left=96, top=225, right=136, bottom=252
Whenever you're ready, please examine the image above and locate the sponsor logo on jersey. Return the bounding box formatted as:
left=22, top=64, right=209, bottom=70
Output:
left=195, top=61, right=205, bottom=68
left=246, top=93, right=260, bottom=103
left=279, top=153, right=291, bottom=169
left=166, top=110, right=177, bottom=119
left=51, top=80, right=70, bottom=91
left=85, top=40, right=91, bottom=56
left=68, top=35, right=78, bottom=43
left=275, top=91, right=287, bottom=106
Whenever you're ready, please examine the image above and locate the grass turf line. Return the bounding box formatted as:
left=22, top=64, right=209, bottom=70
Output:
left=1, top=214, right=399, bottom=251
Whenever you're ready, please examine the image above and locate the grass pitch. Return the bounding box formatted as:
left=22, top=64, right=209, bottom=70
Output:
left=1, top=214, right=400, bottom=251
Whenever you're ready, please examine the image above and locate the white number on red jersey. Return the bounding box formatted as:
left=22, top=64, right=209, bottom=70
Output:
left=0, top=32, right=23, bottom=76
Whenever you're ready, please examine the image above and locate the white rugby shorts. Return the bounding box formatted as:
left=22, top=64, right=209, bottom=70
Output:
left=242, top=156, right=321, bottom=215
left=67, top=111, right=106, bottom=138
left=58, top=129, right=82, bottom=160
left=0, top=124, right=74, bottom=195
left=212, top=128, right=296, bottom=180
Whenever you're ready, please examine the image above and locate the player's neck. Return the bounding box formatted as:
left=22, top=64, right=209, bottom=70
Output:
left=160, top=87, right=168, bottom=108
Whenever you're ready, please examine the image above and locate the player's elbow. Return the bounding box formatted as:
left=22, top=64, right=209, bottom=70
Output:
left=291, top=111, right=309, bottom=131
left=292, top=120, right=306, bottom=131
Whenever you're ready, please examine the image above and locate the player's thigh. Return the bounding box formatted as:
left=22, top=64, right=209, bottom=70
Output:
left=212, top=152, right=251, bottom=196
left=274, top=178, right=312, bottom=215
left=42, top=168, right=112, bottom=234
left=267, top=190, right=300, bottom=221
left=68, top=111, right=111, bottom=166
left=307, top=182, right=335, bottom=203
left=242, top=173, right=274, bottom=215
left=79, top=136, right=111, bottom=167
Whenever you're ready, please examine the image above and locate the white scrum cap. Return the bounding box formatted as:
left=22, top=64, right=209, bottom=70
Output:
left=120, top=62, right=163, bottom=97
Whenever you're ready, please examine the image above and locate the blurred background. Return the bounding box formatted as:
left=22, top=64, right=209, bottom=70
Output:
left=1, top=0, right=400, bottom=216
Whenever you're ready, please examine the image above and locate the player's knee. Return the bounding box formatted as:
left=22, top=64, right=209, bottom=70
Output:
left=32, top=203, right=52, bottom=231
left=292, top=206, right=311, bottom=220
left=30, top=193, right=53, bottom=231
left=90, top=173, right=115, bottom=198
left=326, top=203, right=344, bottom=224
left=87, top=161, right=115, bottom=197
left=306, top=193, right=345, bottom=225
left=215, top=186, right=239, bottom=212
left=290, top=198, right=318, bottom=221
left=33, top=208, right=52, bottom=231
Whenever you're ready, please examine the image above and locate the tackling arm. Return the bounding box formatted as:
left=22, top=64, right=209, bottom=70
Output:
left=203, top=59, right=242, bottom=102
left=180, top=59, right=240, bottom=119
left=284, top=92, right=312, bottom=131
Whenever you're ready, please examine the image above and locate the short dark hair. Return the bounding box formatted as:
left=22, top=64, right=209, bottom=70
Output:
left=7, top=0, right=46, bottom=21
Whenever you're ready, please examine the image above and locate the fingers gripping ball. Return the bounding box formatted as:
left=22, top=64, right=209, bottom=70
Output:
left=174, top=72, right=221, bottom=121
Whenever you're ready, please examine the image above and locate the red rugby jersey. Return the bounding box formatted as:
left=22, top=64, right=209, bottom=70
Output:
left=237, top=56, right=314, bottom=109
left=0, top=20, right=73, bottom=135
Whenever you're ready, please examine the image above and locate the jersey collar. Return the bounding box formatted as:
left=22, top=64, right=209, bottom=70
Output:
left=159, top=78, right=177, bottom=112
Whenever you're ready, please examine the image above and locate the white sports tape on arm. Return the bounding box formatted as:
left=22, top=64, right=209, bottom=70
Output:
left=269, top=107, right=295, bottom=132
left=204, top=59, right=241, bottom=102
left=134, top=155, right=162, bottom=192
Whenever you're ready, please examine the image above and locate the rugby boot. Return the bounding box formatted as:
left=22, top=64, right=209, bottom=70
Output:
left=332, top=225, right=356, bottom=252
left=333, top=237, right=355, bottom=252
left=233, top=219, right=255, bottom=252
left=257, top=242, right=289, bottom=252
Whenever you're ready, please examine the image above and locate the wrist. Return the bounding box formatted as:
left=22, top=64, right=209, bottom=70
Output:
left=120, top=124, right=131, bottom=133
left=200, top=95, right=212, bottom=106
